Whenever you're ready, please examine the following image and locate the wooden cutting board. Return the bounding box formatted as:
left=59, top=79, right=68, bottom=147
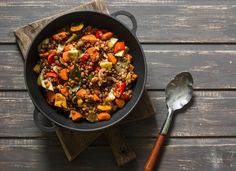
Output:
left=14, top=0, right=156, bottom=166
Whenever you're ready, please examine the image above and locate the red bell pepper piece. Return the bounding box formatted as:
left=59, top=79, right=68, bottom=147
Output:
left=116, top=82, right=126, bottom=95
left=81, top=53, right=89, bottom=62
left=47, top=50, right=56, bottom=64
left=114, top=42, right=125, bottom=53
left=120, top=82, right=126, bottom=94
left=95, top=30, right=103, bottom=39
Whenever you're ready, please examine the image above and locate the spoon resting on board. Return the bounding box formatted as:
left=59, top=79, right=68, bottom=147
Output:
left=144, top=72, right=194, bottom=171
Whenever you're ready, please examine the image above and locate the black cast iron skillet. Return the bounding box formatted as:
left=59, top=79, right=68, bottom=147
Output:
left=25, top=11, right=146, bottom=132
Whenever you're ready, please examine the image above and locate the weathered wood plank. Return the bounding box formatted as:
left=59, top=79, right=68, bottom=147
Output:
left=1, top=44, right=235, bottom=90
left=1, top=0, right=236, bottom=43
left=0, top=91, right=235, bottom=137
left=0, top=138, right=236, bottom=171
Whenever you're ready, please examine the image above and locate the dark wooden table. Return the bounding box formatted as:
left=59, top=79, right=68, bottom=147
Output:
left=1, top=0, right=236, bottom=170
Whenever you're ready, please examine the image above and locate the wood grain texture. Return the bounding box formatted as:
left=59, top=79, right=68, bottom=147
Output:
left=56, top=129, right=101, bottom=161
left=14, top=0, right=108, bottom=57
left=1, top=44, right=235, bottom=90
left=1, top=0, right=236, bottom=43
left=104, top=126, right=136, bottom=166
left=0, top=90, right=235, bottom=137
left=0, top=138, right=236, bottom=171
left=55, top=90, right=154, bottom=162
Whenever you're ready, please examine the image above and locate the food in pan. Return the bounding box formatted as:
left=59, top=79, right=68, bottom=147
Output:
left=33, top=22, right=137, bottom=122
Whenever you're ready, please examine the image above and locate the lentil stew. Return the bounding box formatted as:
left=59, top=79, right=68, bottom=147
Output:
left=34, top=22, right=138, bottom=122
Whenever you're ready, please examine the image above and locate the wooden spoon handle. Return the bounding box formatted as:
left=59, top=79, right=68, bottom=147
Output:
left=144, top=134, right=165, bottom=171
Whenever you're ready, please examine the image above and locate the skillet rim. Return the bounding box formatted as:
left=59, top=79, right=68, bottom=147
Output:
left=25, top=10, right=147, bottom=131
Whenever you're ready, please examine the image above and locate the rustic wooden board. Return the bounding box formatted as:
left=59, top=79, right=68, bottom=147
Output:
left=1, top=44, right=235, bottom=90
left=104, top=126, right=136, bottom=166
left=0, top=138, right=236, bottom=171
left=1, top=0, right=236, bottom=43
left=1, top=91, right=236, bottom=137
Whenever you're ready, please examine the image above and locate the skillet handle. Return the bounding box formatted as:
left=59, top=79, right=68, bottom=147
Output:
left=111, top=11, right=137, bottom=35
left=33, top=107, right=58, bottom=133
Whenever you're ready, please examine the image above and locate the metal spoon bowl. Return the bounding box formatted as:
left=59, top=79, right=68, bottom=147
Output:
left=144, top=72, right=194, bottom=171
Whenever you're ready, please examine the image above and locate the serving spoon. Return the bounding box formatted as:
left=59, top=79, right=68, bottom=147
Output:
left=144, top=72, right=194, bottom=171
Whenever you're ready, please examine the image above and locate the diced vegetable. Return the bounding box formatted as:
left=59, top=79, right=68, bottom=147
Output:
left=38, top=38, right=49, bottom=52
left=86, top=114, right=98, bottom=122
left=64, top=44, right=74, bottom=51
left=100, top=61, right=112, bottom=70
left=115, top=99, right=125, bottom=108
left=97, top=105, right=112, bottom=111
left=60, top=87, right=68, bottom=96
left=54, top=93, right=67, bottom=108
left=81, top=34, right=97, bottom=43
left=70, top=23, right=84, bottom=32
left=95, top=30, right=103, bottom=39
left=76, top=88, right=87, bottom=98
left=66, top=33, right=78, bottom=43
left=126, top=54, right=133, bottom=63
left=129, top=64, right=134, bottom=71
left=77, top=99, right=83, bottom=107
left=67, top=49, right=81, bottom=60
left=101, top=32, right=113, bottom=40
left=62, top=52, right=70, bottom=62
left=46, top=72, right=57, bottom=78
left=47, top=50, right=56, bottom=64
left=52, top=32, right=67, bottom=41
left=77, top=40, right=84, bottom=48
left=108, top=37, right=118, bottom=49
left=33, top=64, right=41, bottom=74
left=114, top=42, right=125, bottom=53
left=91, top=94, right=100, bottom=101
left=107, top=53, right=117, bottom=64
left=41, top=80, right=54, bottom=91
left=39, top=52, right=49, bottom=57
left=87, top=47, right=99, bottom=62
left=116, top=82, right=126, bottom=95
left=70, top=110, right=82, bottom=121
left=126, top=72, right=131, bottom=81
left=105, top=91, right=116, bottom=101
left=42, top=38, right=50, bottom=45
left=115, top=50, right=125, bottom=57
left=81, top=53, right=89, bottom=62
left=57, top=44, right=65, bottom=53
left=132, top=73, right=138, bottom=80
left=97, top=112, right=111, bottom=121
left=59, top=69, right=68, bottom=80
left=117, top=60, right=129, bottom=68
left=69, top=64, right=81, bottom=79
